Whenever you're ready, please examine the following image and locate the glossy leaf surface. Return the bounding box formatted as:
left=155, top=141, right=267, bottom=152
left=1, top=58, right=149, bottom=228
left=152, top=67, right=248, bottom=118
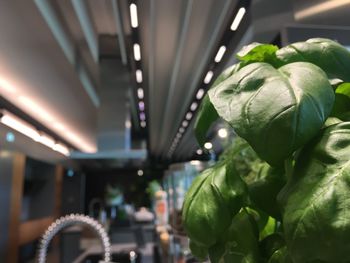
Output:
left=194, top=64, right=238, bottom=146
left=182, top=161, right=248, bottom=247
left=278, top=122, right=350, bottom=262
left=276, top=38, right=350, bottom=82
left=208, top=209, right=261, bottom=263
left=209, top=61, right=334, bottom=165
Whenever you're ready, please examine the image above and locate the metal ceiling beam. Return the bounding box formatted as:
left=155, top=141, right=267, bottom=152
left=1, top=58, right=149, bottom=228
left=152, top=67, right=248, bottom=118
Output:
left=34, top=0, right=100, bottom=107
left=148, top=0, right=157, bottom=153
left=71, top=0, right=99, bottom=62
left=160, top=0, right=234, bottom=158
left=156, top=0, right=194, bottom=155
left=111, top=0, right=128, bottom=65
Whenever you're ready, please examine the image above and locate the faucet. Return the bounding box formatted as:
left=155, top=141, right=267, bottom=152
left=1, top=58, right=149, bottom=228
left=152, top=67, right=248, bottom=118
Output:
left=37, top=214, right=111, bottom=263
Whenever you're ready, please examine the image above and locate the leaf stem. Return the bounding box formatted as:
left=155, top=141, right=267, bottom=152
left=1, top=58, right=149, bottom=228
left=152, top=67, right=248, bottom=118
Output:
left=284, top=157, right=293, bottom=179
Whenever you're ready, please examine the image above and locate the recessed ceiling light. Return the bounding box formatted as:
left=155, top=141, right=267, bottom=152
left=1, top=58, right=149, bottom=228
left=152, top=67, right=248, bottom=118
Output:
left=231, top=7, right=246, bottom=31
left=133, top=43, right=141, bottom=61
left=130, top=3, right=138, bottom=28
left=179, top=127, right=185, bottom=133
left=140, top=121, right=146, bottom=128
left=190, top=102, right=198, bottom=111
left=204, top=71, right=213, bottom=84
left=182, top=120, right=188, bottom=127
left=218, top=128, right=228, bottom=138
left=137, top=88, right=144, bottom=99
left=196, top=149, right=203, bottom=155
left=140, top=112, right=146, bottom=121
left=185, top=112, right=193, bottom=120
left=136, top=70, right=143, bottom=83
left=204, top=142, right=213, bottom=150
left=139, top=101, right=145, bottom=111
left=137, top=169, right=143, bottom=176
left=196, top=89, right=205, bottom=100
left=214, top=46, right=226, bottom=62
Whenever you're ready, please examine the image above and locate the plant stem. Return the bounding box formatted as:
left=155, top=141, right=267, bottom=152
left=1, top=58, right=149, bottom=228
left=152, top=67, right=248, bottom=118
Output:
left=284, top=157, right=293, bottom=179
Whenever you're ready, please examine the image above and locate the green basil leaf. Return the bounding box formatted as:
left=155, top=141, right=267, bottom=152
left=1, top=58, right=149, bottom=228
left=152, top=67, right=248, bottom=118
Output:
left=267, top=247, right=292, bottom=263
left=182, top=161, right=248, bottom=247
left=194, top=94, right=219, bottom=146
left=260, top=233, right=285, bottom=260
left=189, top=240, right=208, bottom=261
left=237, top=42, right=279, bottom=64
left=248, top=164, right=286, bottom=219
left=194, top=64, right=239, bottom=146
left=209, top=61, right=334, bottom=166
left=330, top=83, right=350, bottom=119
left=278, top=122, right=350, bottom=263
left=276, top=38, right=350, bottom=82
left=208, top=209, right=261, bottom=263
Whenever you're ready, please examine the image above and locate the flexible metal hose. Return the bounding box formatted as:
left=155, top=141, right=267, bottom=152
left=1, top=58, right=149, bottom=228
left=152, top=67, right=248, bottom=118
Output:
left=37, top=214, right=111, bottom=263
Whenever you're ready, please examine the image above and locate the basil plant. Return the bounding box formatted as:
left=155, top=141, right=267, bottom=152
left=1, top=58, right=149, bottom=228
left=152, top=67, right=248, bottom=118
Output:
left=182, top=38, right=350, bottom=263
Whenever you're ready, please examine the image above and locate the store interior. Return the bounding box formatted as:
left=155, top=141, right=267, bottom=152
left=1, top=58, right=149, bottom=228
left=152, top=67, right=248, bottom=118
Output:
left=1, top=0, right=350, bottom=263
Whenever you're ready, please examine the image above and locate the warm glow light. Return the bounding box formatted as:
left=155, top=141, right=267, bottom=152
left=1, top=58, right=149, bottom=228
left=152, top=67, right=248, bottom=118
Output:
left=125, top=120, right=131, bottom=129
left=0, top=111, right=39, bottom=140
left=136, top=70, right=143, bottom=83
left=204, top=71, right=213, bottom=84
left=53, top=122, right=65, bottom=131
left=204, top=142, right=213, bottom=150
left=196, top=89, right=205, bottom=100
left=38, top=134, right=55, bottom=148
left=139, top=101, right=145, bottom=111
left=140, top=112, right=146, bottom=121
left=0, top=110, right=70, bottom=156
left=295, top=0, right=350, bottom=20
left=133, top=43, right=141, bottom=61
left=137, top=88, right=144, bottom=99
left=140, top=121, right=146, bottom=128
left=190, top=160, right=201, bottom=165
left=130, top=3, right=139, bottom=28
left=53, top=143, right=70, bottom=156
left=214, top=46, right=226, bottom=62
left=65, top=131, right=95, bottom=153
left=190, top=102, right=198, bottom=111
left=19, top=96, right=54, bottom=122
left=0, top=78, right=17, bottom=94
left=185, top=112, right=193, bottom=120
left=218, top=128, right=228, bottom=138
left=231, top=7, right=246, bottom=31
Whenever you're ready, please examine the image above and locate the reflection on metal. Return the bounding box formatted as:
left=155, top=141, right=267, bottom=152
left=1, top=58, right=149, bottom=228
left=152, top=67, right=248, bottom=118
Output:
left=37, top=214, right=111, bottom=263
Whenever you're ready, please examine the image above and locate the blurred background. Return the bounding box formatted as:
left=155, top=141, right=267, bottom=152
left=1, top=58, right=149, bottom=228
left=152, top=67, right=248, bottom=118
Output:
left=1, top=0, right=350, bottom=262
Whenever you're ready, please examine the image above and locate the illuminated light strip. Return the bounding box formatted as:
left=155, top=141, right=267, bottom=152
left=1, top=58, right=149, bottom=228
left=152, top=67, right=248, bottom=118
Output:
left=0, top=111, right=40, bottom=141
left=130, top=3, right=138, bottom=28
left=136, top=70, right=143, bottom=83
left=0, top=78, right=17, bottom=94
left=204, top=71, right=213, bottom=84
left=0, top=110, right=70, bottom=156
left=214, top=46, right=226, bottom=62
left=295, top=0, right=350, bottom=20
left=137, top=88, right=144, bottom=99
left=19, top=96, right=54, bottom=122
left=230, top=7, right=246, bottom=31
left=133, top=43, right=141, bottom=61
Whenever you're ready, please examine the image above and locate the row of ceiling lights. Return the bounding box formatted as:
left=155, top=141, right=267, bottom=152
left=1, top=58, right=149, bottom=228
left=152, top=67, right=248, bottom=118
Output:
left=0, top=78, right=94, bottom=153
left=0, top=109, right=70, bottom=156
left=130, top=2, right=146, bottom=129
left=167, top=5, right=247, bottom=158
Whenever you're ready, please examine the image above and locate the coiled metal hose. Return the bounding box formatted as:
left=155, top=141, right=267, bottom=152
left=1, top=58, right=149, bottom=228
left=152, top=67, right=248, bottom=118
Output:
left=37, top=214, right=111, bottom=263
